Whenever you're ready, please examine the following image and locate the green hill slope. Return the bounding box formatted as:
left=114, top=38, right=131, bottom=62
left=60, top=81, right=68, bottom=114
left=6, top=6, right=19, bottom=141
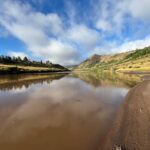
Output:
left=0, top=56, right=68, bottom=74
left=74, top=46, right=150, bottom=73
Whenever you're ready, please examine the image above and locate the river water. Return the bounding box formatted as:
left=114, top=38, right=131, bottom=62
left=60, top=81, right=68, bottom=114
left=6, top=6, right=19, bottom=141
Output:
left=0, top=72, right=140, bottom=150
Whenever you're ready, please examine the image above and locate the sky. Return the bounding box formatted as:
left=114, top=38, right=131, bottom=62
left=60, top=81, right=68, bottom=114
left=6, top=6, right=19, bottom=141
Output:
left=0, top=0, right=150, bottom=66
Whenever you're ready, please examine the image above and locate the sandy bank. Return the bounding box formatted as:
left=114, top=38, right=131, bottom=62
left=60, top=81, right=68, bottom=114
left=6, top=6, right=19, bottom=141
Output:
left=102, top=80, right=150, bottom=150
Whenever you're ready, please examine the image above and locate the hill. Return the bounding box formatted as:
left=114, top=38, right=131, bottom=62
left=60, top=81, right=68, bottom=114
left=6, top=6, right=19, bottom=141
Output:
left=74, top=46, right=150, bottom=73
left=0, top=56, right=68, bottom=74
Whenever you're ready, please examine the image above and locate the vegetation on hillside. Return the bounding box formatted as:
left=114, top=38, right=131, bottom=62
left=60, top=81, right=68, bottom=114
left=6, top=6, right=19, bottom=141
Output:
left=74, top=46, right=150, bottom=73
left=125, top=47, right=150, bottom=60
left=0, top=55, right=68, bottom=74
left=0, top=55, right=65, bottom=69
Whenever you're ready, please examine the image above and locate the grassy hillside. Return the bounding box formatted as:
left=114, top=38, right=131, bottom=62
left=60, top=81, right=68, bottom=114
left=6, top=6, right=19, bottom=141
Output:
left=75, top=46, right=150, bottom=73
left=0, top=56, right=68, bottom=74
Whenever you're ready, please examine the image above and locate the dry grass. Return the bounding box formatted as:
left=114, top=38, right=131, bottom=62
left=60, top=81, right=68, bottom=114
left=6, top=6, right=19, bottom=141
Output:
left=117, top=56, right=150, bottom=72
left=0, top=64, right=50, bottom=71
left=0, top=64, right=64, bottom=74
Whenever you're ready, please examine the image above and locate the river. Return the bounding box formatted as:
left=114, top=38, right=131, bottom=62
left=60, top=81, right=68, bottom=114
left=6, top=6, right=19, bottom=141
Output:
left=0, top=72, right=141, bottom=150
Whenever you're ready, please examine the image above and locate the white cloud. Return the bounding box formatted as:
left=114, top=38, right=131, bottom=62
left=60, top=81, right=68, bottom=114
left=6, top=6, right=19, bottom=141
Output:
left=0, top=0, right=63, bottom=45
left=129, top=0, right=150, bottom=20
left=96, top=20, right=111, bottom=32
left=67, top=24, right=100, bottom=50
left=0, top=0, right=150, bottom=65
left=114, top=37, right=150, bottom=53
left=31, top=40, right=81, bottom=65
left=0, top=0, right=81, bottom=65
left=67, top=25, right=100, bottom=50
left=94, top=0, right=150, bottom=33
left=93, top=0, right=128, bottom=35
left=92, top=36, right=150, bottom=55
left=8, top=51, right=28, bottom=59
left=0, top=0, right=101, bottom=65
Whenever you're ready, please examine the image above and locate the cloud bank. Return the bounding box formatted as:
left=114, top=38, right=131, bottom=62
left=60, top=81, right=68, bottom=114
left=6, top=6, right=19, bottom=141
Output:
left=0, top=0, right=150, bottom=65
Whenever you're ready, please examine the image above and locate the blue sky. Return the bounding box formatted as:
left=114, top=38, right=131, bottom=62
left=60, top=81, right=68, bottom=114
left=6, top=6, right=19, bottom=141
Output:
left=0, top=0, right=150, bottom=65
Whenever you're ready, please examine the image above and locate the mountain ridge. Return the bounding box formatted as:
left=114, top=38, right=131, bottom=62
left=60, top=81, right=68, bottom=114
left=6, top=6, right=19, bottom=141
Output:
left=74, top=46, right=150, bottom=73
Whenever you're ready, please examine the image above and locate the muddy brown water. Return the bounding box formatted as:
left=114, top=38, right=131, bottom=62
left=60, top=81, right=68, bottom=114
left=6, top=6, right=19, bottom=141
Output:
left=0, top=73, right=139, bottom=150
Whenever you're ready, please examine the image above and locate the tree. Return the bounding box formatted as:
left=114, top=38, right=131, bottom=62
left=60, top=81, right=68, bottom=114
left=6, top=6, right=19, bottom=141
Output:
left=46, top=60, right=52, bottom=65
left=17, top=56, right=22, bottom=61
left=23, top=56, right=28, bottom=62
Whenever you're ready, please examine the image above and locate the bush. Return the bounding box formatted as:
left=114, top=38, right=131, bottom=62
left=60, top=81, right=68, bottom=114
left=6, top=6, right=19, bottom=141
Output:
left=125, top=47, right=150, bottom=60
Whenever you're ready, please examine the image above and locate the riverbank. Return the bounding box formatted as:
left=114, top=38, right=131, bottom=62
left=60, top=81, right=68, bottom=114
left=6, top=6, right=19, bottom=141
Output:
left=102, top=80, right=150, bottom=150
left=0, top=64, right=69, bottom=74
left=117, top=70, right=150, bottom=75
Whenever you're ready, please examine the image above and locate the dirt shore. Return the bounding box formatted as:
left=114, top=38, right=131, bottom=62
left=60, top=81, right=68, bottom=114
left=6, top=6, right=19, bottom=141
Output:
left=102, top=80, right=150, bottom=150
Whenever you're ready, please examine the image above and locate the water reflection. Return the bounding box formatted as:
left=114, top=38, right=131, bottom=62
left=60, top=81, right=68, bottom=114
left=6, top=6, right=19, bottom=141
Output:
left=73, top=71, right=142, bottom=88
left=0, top=73, right=131, bottom=150
left=0, top=73, right=67, bottom=91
